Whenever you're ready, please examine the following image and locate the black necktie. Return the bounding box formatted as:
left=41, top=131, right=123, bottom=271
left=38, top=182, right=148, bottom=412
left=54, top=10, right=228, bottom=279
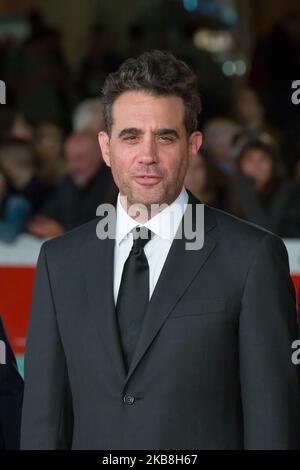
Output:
left=116, top=226, right=152, bottom=371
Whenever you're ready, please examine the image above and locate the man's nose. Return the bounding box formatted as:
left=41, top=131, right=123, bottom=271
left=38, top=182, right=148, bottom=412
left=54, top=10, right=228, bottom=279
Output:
left=138, top=137, right=158, bottom=164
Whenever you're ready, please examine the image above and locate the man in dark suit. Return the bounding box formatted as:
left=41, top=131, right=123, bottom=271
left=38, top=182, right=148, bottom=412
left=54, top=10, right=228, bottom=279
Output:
left=0, top=317, right=24, bottom=449
left=21, top=50, right=300, bottom=449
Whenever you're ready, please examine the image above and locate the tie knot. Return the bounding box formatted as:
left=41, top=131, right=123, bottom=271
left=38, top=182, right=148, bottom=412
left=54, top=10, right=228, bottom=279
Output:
left=132, top=227, right=152, bottom=253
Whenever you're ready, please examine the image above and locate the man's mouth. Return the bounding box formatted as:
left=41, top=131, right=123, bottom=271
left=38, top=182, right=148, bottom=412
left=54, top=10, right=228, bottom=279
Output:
left=134, top=175, right=162, bottom=185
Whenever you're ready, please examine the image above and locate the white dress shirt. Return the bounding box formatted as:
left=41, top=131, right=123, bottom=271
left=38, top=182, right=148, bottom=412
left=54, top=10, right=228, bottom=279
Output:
left=113, top=187, right=189, bottom=304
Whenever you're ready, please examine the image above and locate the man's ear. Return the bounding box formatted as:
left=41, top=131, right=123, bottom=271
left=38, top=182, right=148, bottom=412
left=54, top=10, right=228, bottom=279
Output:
left=98, top=131, right=111, bottom=167
left=188, top=131, right=202, bottom=158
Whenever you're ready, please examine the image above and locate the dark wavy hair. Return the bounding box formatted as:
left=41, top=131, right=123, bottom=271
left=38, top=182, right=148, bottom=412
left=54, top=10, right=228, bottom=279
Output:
left=102, top=50, right=201, bottom=136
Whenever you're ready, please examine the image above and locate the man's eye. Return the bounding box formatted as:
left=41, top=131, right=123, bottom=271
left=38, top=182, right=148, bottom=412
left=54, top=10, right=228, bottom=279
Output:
left=123, top=135, right=138, bottom=141
left=158, top=136, right=175, bottom=143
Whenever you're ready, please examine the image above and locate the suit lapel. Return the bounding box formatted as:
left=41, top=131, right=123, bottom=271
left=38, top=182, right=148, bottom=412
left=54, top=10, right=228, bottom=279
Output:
left=124, top=195, right=217, bottom=387
left=79, top=196, right=218, bottom=387
left=80, top=219, right=127, bottom=382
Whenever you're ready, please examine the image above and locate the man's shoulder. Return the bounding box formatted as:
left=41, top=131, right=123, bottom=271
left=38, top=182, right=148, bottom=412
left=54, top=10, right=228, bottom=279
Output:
left=41, top=217, right=103, bottom=259
left=205, top=204, right=267, bottom=235
left=203, top=204, right=290, bottom=273
left=188, top=190, right=276, bottom=246
left=204, top=204, right=285, bottom=250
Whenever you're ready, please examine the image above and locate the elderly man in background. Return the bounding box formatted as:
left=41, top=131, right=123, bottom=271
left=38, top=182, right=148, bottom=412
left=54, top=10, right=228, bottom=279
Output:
left=72, top=98, right=105, bottom=136
left=27, top=131, right=117, bottom=238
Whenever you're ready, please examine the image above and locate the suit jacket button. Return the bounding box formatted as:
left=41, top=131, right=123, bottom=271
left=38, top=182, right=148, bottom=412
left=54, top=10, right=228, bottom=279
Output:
left=123, top=395, right=135, bottom=405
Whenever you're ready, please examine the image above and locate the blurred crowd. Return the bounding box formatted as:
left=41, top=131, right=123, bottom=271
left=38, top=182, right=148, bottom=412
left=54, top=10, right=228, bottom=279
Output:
left=0, top=102, right=117, bottom=242
left=1, top=10, right=300, bottom=242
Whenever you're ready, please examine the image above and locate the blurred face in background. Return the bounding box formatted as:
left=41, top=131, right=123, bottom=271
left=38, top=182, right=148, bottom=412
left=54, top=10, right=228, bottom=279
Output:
left=0, top=144, right=34, bottom=189
left=35, top=123, right=64, bottom=163
left=184, top=152, right=208, bottom=200
left=65, top=133, right=102, bottom=187
left=10, top=114, right=33, bottom=142
left=202, top=118, right=240, bottom=173
left=240, top=148, right=273, bottom=190
left=73, top=101, right=105, bottom=136
left=98, top=91, right=202, bottom=213
left=234, top=89, right=264, bottom=128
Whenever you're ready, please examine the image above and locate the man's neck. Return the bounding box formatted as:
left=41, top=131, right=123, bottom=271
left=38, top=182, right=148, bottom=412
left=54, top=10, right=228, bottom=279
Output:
left=119, top=189, right=183, bottom=224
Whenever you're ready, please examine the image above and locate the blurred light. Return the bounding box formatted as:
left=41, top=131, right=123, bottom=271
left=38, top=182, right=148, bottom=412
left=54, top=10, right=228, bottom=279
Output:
left=195, top=0, right=238, bottom=28
left=193, top=29, right=232, bottom=53
left=183, top=0, right=198, bottom=12
left=0, top=16, right=30, bottom=42
left=222, top=61, right=236, bottom=76
left=235, top=60, right=247, bottom=76
left=222, top=59, right=247, bottom=77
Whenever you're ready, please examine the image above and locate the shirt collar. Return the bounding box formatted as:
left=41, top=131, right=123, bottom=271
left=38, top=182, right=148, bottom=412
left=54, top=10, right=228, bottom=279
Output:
left=115, top=187, right=189, bottom=246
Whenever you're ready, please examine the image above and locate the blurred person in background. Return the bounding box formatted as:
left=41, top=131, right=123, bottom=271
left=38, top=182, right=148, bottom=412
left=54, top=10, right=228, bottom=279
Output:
left=76, top=24, right=121, bottom=99
left=231, top=87, right=280, bottom=143
left=201, top=117, right=240, bottom=209
left=184, top=151, right=226, bottom=208
left=202, top=117, right=241, bottom=176
left=34, top=122, right=66, bottom=186
left=281, top=123, right=300, bottom=178
left=232, top=87, right=264, bottom=133
left=0, top=138, right=51, bottom=242
left=228, top=138, right=300, bottom=237
left=250, top=10, right=300, bottom=130
left=0, top=316, right=23, bottom=449
left=72, top=98, right=105, bottom=136
left=27, top=131, right=117, bottom=239
left=8, top=11, right=69, bottom=126
left=0, top=107, right=33, bottom=142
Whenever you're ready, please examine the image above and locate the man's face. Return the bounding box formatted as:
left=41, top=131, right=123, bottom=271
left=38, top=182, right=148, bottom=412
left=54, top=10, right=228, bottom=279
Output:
left=98, top=91, right=202, bottom=209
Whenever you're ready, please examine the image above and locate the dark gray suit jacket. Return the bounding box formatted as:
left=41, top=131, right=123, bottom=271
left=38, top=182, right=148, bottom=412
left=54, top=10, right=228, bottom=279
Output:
left=21, top=193, right=300, bottom=449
